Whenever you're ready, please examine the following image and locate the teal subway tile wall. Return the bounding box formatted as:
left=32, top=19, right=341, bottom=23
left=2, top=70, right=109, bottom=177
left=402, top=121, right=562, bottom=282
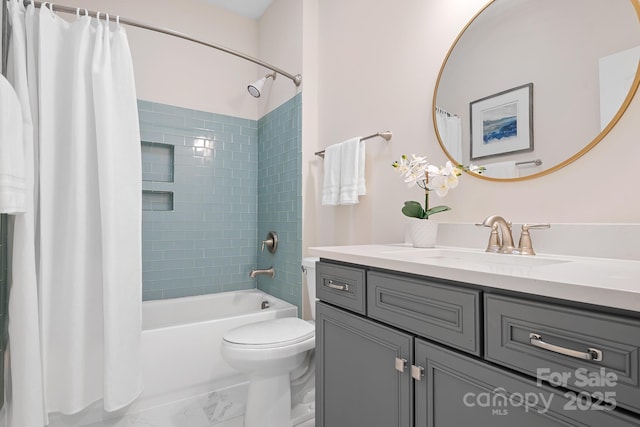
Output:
left=139, top=100, right=258, bottom=301
left=138, top=94, right=302, bottom=311
left=257, top=94, right=303, bottom=314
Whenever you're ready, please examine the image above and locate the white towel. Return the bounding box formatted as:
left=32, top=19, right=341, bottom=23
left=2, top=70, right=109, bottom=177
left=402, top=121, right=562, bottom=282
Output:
left=339, top=137, right=363, bottom=204
left=482, top=160, right=518, bottom=179
left=321, top=143, right=342, bottom=205
left=357, top=140, right=366, bottom=196
left=0, top=75, right=27, bottom=213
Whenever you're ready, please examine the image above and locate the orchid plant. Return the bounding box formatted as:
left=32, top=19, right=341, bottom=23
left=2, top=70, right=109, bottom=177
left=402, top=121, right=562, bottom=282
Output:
left=392, top=154, right=484, bottom=219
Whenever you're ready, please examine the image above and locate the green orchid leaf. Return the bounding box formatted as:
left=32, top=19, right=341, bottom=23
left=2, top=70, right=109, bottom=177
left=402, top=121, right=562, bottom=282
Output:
left=425, top=205, right=451, bottom=218
left=401, top=201, right=426, bottom=219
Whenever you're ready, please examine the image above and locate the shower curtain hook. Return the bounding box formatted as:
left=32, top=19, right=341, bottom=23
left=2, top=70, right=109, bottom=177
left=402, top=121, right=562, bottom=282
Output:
left=116, top=15, right=120, bottom=27
left=42, top=2, right=55, bottom=17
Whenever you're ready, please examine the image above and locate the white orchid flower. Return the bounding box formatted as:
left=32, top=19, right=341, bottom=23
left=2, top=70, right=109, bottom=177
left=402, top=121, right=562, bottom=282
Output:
left=446, top=174, right=459, bottom=189
left=426, top=164, right=441, bottom=176
left=444, top=161, right=462, bottom=177
left=428, top=175, right=450, bottom=197
left=393, top=153, right=481, bottom=219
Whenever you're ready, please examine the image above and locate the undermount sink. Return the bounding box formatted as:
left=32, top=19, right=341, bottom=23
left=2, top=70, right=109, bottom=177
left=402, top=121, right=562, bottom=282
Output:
left=421, top=249, right=570, bottom=267
left=383, top=247, right=571, bottom=268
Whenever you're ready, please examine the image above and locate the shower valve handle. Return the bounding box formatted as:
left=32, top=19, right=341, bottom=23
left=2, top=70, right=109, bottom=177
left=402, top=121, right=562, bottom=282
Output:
left=261, top=231, right=278, bottom=254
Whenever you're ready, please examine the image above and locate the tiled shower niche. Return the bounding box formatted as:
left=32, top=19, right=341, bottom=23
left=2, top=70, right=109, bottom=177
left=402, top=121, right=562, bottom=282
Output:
left=142, top=141, right=174, bottom=183
left=142, top=191, right=174, bottom=212
left=142, top=141, right=175, bottom=212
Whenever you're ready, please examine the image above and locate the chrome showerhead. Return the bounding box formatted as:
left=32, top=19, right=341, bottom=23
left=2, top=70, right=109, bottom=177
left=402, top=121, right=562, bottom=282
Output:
left=248, top=72, right=276, bottom=97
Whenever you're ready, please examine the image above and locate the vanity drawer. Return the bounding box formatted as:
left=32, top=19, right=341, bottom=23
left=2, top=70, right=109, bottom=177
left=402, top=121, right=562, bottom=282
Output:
left=316, top=261, right=366, bottom=315
left=485, top=293, right=640, bottom=413
left=367, top=271, right=481, bottom=355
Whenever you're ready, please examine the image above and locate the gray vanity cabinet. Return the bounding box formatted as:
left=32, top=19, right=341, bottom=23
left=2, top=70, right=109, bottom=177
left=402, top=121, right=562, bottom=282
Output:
left=316, top=301, right=413, bottom=427
left=315, top=260, right=640, bottom=426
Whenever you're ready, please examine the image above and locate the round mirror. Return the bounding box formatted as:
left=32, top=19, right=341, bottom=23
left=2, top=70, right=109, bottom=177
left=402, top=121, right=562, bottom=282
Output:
left=434, top=0, right=640, bottom=181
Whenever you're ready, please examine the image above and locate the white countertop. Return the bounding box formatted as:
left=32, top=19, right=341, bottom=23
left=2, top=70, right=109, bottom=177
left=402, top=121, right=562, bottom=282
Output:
left=308, top=244, right=640, bottom=313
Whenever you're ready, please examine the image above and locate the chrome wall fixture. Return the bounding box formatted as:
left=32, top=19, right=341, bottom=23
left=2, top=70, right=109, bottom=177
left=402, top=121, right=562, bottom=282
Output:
left=261, top=231, right=278, bottom=254
left=314, top=131, right=393, bottom=158
left=18, top=1, right=302, bottom=88
left=248, top=72, right=276, bottom=98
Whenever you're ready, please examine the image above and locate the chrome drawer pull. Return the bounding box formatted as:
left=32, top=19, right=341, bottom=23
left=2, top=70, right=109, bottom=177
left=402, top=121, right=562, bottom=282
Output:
left=326, top=279, right=349, bottom=292
left=529, top=333, right=603, bottom=362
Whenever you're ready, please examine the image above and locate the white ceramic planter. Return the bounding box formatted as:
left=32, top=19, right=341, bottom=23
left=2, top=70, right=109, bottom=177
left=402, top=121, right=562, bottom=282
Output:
left=410, top=219, right=438, bottom=248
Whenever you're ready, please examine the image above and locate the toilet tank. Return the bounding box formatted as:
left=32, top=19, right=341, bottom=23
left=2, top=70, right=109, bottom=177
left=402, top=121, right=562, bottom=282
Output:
left=302, top=257, right=319, bottom=319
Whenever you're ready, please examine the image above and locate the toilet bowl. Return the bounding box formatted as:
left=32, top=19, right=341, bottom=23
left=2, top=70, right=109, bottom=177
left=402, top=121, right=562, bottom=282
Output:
left=221, top=257, right=319, bottom=427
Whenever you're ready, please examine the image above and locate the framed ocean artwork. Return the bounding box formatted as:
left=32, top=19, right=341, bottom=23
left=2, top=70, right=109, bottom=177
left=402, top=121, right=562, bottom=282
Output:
left=470, top=83, right=533, bottom=160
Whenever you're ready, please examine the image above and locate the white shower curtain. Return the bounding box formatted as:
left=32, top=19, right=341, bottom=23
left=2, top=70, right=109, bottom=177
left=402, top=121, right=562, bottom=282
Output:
left=6, top=1, right=142, bottom=424
left=435, top=108, right=463, bottom=162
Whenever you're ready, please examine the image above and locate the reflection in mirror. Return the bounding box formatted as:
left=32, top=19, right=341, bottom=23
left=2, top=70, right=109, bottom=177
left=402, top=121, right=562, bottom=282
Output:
left=434, top=0, right=640, bottom=180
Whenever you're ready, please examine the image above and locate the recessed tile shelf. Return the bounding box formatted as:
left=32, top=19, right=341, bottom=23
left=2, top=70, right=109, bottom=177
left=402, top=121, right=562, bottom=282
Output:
left=142, top=190, right=174, bottom=211
left=142, top=141, right=174, bottom=183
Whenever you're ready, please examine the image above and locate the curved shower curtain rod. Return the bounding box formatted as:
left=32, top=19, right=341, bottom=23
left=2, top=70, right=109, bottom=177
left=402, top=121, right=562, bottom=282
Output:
left=25, top=0, right=303, bottom=87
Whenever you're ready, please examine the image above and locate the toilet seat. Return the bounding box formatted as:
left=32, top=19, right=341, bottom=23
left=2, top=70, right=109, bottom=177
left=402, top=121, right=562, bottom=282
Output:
left=223, top=317, right=315, bottom=349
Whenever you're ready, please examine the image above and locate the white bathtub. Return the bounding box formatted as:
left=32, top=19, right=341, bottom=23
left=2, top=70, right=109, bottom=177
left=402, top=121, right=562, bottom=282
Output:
left=137, top=289, right=298, bottom=409
left=47, top=289, right=297, bottom=427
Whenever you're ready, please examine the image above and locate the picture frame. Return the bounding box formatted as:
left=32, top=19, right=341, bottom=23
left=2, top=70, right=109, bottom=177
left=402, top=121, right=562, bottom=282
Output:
left=470, top=83, right=533, bottom=160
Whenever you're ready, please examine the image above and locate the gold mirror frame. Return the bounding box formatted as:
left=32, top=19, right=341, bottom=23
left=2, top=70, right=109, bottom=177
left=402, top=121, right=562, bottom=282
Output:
left=433, top=0, right=640, bottom=182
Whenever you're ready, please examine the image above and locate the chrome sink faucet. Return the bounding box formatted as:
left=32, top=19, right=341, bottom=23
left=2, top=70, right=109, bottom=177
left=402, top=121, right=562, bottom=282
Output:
left=481, top=215, right=516, bottom=254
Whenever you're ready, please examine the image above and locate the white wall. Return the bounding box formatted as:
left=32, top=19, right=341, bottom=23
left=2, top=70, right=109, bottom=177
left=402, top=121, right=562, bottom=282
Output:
left=56, top=0, right=261, bottom=119
left=257, top=0, right=303, bottom=116
left=304, top=0, right=640, bottom=250
left=53, top=0, right=303, bottom=116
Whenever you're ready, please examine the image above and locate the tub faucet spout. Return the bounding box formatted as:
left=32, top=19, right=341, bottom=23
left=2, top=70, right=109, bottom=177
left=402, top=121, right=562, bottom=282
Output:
left=250, top=267, right=275, bottom=279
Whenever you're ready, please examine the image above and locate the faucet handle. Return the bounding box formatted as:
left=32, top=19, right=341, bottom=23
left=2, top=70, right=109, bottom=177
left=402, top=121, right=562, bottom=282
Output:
left=261, top=238, right=273, bottom=252
left=518, top=223, right=550, bottom=255
left=260, top=231, right=278, bottom=253
left=476, top=222, right=501, bottom=252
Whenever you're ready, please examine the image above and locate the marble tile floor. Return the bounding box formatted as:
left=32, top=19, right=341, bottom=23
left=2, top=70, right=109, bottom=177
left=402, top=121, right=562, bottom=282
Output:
left=48, top=382, right=315, bottom=427
left=49, top=383, right=249, bottom=427
left=127, top=385, right=247, bottom=427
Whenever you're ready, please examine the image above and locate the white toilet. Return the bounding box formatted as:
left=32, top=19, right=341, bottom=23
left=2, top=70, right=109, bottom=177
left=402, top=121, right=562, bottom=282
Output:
left=221, top=257, right=319, bottom=427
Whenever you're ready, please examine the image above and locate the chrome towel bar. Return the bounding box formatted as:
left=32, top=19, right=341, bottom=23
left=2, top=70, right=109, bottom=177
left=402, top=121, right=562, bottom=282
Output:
left=315, top=131, right=392, bottom=158
left=515, top=159, right=542, bottom=167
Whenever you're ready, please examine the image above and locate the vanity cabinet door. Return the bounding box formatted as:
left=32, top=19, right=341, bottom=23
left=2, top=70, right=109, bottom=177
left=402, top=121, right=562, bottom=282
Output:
left=414, top=339, right=640, bottom=427
left=316, top=302, right=413, bottom=427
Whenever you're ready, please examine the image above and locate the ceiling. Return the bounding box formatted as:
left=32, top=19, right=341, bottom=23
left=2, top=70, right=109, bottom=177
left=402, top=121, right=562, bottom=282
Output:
left=205, top=0, right=273, bottom=19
